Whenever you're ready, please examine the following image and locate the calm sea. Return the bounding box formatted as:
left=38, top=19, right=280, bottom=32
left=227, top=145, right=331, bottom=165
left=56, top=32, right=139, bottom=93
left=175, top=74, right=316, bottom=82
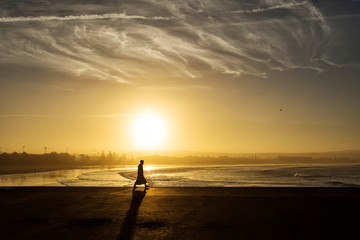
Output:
left=1, top=164, right=360, bottom=187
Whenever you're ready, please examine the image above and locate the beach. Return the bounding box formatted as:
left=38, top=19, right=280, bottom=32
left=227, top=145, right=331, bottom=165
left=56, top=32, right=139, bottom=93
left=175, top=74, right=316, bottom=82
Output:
left=1, top=187, right=360, bottom=240
left=3, top=164, right=360, bottom=187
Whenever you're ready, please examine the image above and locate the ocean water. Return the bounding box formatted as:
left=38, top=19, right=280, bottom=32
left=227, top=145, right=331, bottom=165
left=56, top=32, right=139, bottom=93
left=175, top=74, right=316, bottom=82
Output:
left=1, top=164, right=360, bottom=187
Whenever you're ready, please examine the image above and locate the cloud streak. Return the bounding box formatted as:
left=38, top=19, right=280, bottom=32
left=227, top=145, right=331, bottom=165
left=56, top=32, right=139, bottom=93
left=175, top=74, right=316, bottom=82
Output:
left=228, top=1, right=308, bottom=14
left=0, top=13, right=172, bottom=22
left=0, top=113, right=150, bottom=119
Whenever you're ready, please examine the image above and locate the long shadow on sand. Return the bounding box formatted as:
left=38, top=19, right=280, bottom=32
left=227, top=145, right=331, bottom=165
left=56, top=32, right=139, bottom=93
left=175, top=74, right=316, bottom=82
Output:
left=118, top=188, right=147, bottom=240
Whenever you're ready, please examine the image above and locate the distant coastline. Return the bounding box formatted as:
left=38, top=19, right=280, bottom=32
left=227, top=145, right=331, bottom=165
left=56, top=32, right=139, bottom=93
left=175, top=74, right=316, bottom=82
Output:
left=1, top=150, right=360, bottom=175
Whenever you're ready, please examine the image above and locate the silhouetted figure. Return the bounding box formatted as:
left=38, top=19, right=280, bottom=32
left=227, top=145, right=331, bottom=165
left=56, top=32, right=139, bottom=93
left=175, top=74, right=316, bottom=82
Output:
left=118, top=188, right=147, bottom=240
left=133, top=160, right=149, bottom=189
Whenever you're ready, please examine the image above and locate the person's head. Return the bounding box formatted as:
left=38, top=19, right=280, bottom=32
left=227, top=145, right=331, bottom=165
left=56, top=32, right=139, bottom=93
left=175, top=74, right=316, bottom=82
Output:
left=140, top=160, right=144, bottom=165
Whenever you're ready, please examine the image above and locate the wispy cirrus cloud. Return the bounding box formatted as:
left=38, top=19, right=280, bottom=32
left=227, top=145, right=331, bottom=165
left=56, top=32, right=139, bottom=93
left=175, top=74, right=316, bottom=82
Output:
left=0, top=0, right=358, bottom=85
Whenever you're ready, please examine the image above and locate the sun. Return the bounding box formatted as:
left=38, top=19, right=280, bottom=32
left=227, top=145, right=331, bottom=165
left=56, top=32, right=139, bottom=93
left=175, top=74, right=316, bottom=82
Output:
left=131, top=114, right=167, bottom=150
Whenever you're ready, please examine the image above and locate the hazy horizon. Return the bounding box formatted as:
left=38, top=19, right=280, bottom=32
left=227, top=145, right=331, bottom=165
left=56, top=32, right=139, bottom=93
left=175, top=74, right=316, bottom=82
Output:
left=1, top=0, right=360, bottom=154
left=2, top=148, right=360, bottom=158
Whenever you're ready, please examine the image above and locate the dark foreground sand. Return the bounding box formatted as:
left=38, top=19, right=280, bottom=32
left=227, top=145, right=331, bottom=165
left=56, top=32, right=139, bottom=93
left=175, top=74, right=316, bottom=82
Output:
left=1, top=187, right=360, bottom=240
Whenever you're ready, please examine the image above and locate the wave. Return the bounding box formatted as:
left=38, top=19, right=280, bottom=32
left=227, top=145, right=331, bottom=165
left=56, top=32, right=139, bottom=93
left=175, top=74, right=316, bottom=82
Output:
left=118, top=171, right=137, bottom=180
left=56, top=170, right=135, bottom=187
left=56, top=179, right=68, bottom=187
left=327, top=180, right=360, bottom=187
left=293, top=173, right=327, bottom=178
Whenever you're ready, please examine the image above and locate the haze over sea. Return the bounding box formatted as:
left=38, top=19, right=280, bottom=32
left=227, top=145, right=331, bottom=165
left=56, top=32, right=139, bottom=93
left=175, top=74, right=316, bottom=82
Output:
left=1, top=164, right=360, bottom=187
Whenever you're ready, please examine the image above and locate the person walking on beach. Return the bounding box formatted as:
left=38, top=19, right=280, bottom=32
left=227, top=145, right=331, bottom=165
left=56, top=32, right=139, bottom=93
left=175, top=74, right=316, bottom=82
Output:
left=133, top=160, right=149, bottom=189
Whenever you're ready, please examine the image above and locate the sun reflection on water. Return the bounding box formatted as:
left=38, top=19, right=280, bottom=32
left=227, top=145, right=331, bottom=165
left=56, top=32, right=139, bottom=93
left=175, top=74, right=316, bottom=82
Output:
left=144, top=165, right=156, bottom=171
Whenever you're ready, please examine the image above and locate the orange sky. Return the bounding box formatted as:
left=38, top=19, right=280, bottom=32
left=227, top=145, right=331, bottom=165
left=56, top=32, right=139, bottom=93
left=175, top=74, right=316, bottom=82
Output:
left=1, top=0, right=360, bottom=154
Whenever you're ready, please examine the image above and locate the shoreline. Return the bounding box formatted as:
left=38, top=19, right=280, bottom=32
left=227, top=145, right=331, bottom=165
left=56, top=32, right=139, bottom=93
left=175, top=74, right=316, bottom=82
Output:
left=1, top=187, right=360, bottom=239
left=2, top=162, right=360, bottom=175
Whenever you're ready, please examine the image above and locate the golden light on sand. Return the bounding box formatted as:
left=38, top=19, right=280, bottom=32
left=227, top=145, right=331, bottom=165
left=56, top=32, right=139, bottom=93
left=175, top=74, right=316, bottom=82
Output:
left=132, top=114, right=167, bottom=150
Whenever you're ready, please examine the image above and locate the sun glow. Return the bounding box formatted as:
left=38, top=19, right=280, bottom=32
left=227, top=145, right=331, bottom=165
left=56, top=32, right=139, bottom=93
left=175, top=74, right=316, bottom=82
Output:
left=144, top=165, right=156, bottom=171
left=132, top=114, right=167, bottom=150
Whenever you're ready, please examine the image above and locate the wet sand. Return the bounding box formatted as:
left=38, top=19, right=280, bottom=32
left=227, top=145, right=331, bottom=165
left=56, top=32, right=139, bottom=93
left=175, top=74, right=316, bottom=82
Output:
left=1, top=187, right=360, bottom=240
left=0, top=165, right=88, bottom=175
